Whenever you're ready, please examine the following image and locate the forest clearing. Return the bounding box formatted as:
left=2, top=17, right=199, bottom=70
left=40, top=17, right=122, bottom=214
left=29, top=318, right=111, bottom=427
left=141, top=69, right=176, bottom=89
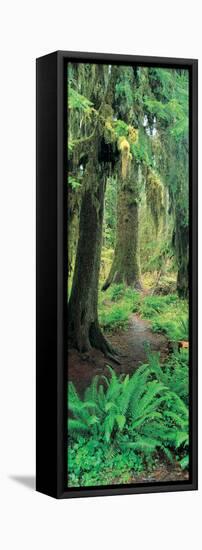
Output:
left=67, top=62, right=189, bottom=488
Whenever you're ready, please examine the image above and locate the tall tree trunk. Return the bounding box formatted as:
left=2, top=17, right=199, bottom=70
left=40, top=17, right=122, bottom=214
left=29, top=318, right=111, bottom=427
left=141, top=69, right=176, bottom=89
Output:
left=102, top=166, right=141, bottom=291
left=68, top=159, right=118, bottom=359
left=175, top=210, right=189, bottom=298
left=68, top=188, right=80, bottom=279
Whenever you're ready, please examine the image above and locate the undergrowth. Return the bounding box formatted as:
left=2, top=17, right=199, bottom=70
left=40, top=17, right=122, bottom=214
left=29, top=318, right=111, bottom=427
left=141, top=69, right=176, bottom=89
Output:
left=68, top=352, right=189, bottom=487
left=98, top=283, right=188, bottom=341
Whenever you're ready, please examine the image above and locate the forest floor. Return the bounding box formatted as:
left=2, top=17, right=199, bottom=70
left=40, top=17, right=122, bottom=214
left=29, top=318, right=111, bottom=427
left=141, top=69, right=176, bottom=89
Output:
left=68, top=315, right=189, bottom=483
left=68, top=313, right=169, bottom=396
left=68, top=284, right=189, bottom=485
left=112, top=461, right=189, bottom=484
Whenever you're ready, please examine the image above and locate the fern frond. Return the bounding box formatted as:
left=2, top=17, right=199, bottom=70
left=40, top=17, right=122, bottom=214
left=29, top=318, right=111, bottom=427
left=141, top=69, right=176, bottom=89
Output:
left=161, top=446, right=174, bottom=463
left=124, top=437, right=160, bottom=452
left=179, top=455, right=189, bottom=469
left=68, top=419, right=89, bottom=433
left=175, top=431, right=189, bottom=448
left=132, top=411, right=163, bottom=430
left=104, top=415, right=116, bottom=442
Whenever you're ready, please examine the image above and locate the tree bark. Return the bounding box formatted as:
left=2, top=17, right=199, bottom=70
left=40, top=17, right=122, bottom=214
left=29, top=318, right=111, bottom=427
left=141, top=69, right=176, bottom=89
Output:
left=68, top=158, right=118, bottom=359
left=102, top=165, right=141, bottom=291
left=68, top=188, right=80, bottom=278
left=175, top=211, right=189, bottom=298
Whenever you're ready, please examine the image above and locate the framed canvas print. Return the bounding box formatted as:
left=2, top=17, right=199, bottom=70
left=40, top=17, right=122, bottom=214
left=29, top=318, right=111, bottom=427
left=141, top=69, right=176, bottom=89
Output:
left=36, top=51, right=198, bottom=498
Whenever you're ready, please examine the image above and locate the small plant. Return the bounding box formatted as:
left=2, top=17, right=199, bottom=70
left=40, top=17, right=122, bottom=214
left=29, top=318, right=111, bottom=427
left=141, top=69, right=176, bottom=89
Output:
left=179, top=317, right=189, bottom=341
left=99, top=303, right=130, bottom=332
left=109, top=283, right=125, bottom=302
left=68, top=436, right=144, bottom=487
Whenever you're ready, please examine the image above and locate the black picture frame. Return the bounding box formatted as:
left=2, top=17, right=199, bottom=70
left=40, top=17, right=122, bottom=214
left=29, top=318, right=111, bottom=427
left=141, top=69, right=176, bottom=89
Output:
left=36, top=51, right=198, bottom=499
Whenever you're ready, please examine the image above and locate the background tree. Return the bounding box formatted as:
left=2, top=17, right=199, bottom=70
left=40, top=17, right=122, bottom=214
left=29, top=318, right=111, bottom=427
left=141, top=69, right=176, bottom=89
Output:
left=145, top=68, right=189, bottom=296
left=103, top=66, right=164, bottom=291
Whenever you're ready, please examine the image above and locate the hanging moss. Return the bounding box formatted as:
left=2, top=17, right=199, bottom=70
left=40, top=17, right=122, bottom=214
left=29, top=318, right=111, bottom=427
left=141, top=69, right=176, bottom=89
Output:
left=104, top=117, right=116, bottom=144
left=117, top=136, right=131, bottom=179
left=146, top=169, right=164, bottom=233
left=128, top=125, right=138, bottom=144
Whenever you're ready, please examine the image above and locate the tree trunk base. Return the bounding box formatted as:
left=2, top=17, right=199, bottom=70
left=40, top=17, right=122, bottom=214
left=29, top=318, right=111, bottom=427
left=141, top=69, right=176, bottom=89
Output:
left=68, top=321, right=121, bottom=364
left=90, top=322, right=121, bottom=364
left=102, top=271, right=142, bottom=292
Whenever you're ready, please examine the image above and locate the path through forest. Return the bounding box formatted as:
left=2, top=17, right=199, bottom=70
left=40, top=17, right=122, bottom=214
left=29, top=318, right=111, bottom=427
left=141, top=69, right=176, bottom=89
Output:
left=68, top=313, right=169, bottom=395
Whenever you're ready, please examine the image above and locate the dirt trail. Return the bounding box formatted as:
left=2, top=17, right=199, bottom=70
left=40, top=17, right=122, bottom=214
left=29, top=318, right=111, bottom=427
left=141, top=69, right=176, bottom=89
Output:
left=110, top=314, right=168, bottom=372
left=68, top=313, right=169, bottom=395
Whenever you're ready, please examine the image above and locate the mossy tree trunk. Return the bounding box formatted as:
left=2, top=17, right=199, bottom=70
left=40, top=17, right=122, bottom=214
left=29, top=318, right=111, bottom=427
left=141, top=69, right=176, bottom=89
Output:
left=171, top=160, right=189, bottom=299
left=102, top=165, right=141, bottom=291
left=68, top=65, right=120, bottom=359
left=175, top=210, right=189, bottom=298
left=68, top=157, right=118, bottom=359
left=68, top=187, right=80, bottom=279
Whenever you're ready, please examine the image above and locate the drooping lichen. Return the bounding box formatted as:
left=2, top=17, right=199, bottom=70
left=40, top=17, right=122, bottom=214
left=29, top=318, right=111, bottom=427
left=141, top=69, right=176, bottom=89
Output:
left=128, top=125, right=138, bottom=144
left=145, top=169, right=164, bottom=233
left=118, top=137, right=131, bottom=179
left=117, top=126, right=138, bottom=179
left=104, top=117, right=116, bottom=144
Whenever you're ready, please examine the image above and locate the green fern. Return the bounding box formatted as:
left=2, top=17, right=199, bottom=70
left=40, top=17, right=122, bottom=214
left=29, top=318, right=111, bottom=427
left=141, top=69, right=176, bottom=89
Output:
left=146, top=350, right=189, bottom=404
left=68, top=360, right=189, bottom=469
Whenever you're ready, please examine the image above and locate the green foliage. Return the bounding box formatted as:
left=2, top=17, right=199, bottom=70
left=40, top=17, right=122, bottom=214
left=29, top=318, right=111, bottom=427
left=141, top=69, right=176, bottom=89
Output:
left=98, top=284, right=141, bottom=332
left=98, top=284, right=188, bottom=343
left=147, top=350, right=189, bottom=404
left=131, top=127, right=153, bottom=166
left=146, top=69, right=189, bottom=140
left=68, top=63, right=189, bottom=298
left=141, top=238, right=174, bottom=274
left=113, top=119, right=129, bottom=138
left=115, top=66, right=134, bottom=118
left=99, top=303, right=130, bottom=332
left=136, top=294, right=188, bottom=341
left=110, top=283, right=125, bottom=301
left=68, top=358, right=189, bottom=486
left=179, top=317, right=189, bottom=341
left=68, top=436, right=143, bottom=487
left=68, top=86, right=94, bottom=114
left=68, top=176, right=81, bottom=190
left=151, top=316, right=188, bottom=342
left=67, top=64, right=190, bottom=486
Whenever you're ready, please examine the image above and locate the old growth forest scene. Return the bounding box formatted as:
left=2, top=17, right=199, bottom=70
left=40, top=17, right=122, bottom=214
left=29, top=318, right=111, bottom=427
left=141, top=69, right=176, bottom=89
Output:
left=67, top=62, right=190, bottom=488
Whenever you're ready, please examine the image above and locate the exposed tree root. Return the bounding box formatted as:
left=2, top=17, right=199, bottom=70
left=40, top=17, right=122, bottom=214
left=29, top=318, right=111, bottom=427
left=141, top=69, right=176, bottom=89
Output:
left=89, top=322, right=121, bottom=364
left=68, top=321, right=121, bottom=364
